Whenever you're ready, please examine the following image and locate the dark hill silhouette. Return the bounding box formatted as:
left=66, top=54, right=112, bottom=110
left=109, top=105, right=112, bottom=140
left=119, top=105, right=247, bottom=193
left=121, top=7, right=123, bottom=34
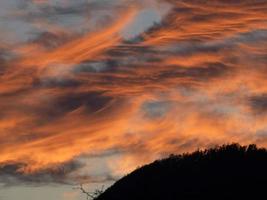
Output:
left=95, top=144, right=267, bottom=200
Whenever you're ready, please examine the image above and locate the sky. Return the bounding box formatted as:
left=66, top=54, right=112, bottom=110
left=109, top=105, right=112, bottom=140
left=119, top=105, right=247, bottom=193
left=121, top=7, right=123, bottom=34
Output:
left=0, top=0, right=267, bottom=199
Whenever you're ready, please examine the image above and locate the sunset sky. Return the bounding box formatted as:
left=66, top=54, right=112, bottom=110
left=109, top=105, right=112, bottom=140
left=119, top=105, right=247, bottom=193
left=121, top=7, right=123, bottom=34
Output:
left=1, top=0, right=267, bottom=199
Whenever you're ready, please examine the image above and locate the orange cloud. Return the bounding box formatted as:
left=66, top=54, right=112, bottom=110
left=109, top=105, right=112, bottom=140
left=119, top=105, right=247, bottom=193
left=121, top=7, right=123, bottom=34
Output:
left=1, top=0, right=267, bottom=186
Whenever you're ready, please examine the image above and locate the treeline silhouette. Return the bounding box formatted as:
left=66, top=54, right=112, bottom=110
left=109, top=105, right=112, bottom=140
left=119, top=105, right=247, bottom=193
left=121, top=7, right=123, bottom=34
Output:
left=95, top=144, right=267, bottom=200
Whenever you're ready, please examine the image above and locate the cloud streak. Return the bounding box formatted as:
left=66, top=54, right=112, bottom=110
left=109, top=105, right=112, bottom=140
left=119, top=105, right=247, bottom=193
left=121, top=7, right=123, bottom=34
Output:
left=1, top=0, right=267, bottom=187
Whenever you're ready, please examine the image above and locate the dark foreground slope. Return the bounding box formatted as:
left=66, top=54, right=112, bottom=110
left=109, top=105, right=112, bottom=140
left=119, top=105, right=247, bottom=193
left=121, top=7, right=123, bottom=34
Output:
left=96, top=144, right=267, bottom=200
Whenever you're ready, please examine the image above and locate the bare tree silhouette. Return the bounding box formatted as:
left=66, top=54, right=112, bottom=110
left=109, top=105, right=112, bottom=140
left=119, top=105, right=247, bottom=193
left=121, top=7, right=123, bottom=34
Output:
left=74, top=184, right=104, bottom=200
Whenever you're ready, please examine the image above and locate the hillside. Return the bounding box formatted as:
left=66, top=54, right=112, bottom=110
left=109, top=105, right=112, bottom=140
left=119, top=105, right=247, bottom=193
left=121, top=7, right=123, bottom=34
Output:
left=96, top=144, right=267, bottom=200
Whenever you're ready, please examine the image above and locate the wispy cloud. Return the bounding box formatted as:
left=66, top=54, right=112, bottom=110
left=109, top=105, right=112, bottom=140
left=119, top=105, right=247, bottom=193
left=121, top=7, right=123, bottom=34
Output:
left=0, top=0, right=267, bottom=187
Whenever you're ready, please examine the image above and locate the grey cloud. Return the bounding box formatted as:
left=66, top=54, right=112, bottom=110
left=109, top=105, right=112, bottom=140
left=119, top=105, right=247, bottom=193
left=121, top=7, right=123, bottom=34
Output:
left=0, top=159, right=117, bottom=186
left=16, top=0, right=129, bottom=23
left=142, top=101, right=172, bottom=119
left=33, top=77, right=81, bottom=88
left=34, top=92, right=113, bottom=122
left=28, top=31, right=71, bottom=50
left=74, top=60, right=117, bottom=73
left=0, top=160, right=84, bottom=186
left=0, top=90, right=114, bottom=126
left=18, top=0, right=92, bottom=18
left=228, top=29, right=267, bottom=44
left=249, top=94, right=267, bottom=114
left=157, top=62, right=229, bottom=81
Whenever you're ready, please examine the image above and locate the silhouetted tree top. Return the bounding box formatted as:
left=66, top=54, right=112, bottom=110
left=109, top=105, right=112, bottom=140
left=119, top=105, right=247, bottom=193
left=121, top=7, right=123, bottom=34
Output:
left=96, top=144, right=267, bottom=200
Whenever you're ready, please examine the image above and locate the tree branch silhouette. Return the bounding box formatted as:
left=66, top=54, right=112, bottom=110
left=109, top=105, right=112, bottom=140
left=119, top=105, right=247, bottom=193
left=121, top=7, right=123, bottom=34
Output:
left=74, top=184, right=104, bottom=200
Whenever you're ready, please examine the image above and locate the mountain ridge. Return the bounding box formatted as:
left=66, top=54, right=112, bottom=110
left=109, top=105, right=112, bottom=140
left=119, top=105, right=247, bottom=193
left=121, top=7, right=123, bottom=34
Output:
left=95, top=143, right=267, bottom=200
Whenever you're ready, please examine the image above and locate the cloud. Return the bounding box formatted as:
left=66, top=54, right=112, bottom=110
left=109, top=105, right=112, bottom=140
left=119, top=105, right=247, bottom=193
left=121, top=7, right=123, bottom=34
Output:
left=0, top=159, right=84, bottom=186
left=1, top=0, right=267, bottom=188
left=0, top=150, right=120, bottom=186
left=249, top=94, right=267, bottom=114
